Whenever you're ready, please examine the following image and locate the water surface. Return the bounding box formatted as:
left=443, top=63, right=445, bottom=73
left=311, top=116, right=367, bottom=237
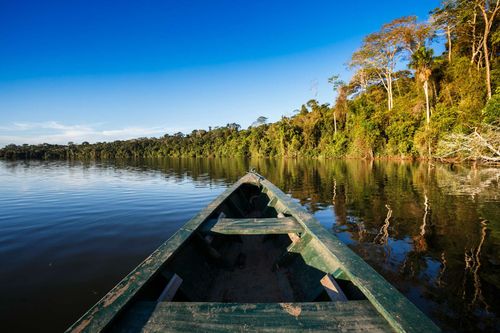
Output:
left=0, top=158, right=498, bottom=332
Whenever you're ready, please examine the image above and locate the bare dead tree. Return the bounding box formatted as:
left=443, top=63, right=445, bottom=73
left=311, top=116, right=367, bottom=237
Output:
left=436, top=123, right=500, bottom=163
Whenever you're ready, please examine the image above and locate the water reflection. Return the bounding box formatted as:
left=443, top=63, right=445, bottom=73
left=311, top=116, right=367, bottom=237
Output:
left=0, top=158, right=498, bottom=332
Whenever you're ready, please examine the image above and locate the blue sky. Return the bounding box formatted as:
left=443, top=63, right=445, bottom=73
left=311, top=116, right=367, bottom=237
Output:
left=0, top=0, right=441, bottom=146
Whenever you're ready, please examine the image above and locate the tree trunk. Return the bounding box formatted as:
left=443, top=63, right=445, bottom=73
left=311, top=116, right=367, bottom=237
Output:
left=334, top=112, right=337, bottom=135
left=478, top=0, right=498, bottom=100
left=382, top=72, right=393, bottom=110
left=483, top=28, right=492, bottom=99
left=388, top=75, right=394, bottom=110
left=424, top=80, right=430, bottom=124
left=471, top=12, right=477, bottom=66
left=447, top=25, right=452, bottom=62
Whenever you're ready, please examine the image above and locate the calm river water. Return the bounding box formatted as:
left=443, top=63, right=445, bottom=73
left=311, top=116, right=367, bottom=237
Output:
left=0, top=158, right=498, bottom=332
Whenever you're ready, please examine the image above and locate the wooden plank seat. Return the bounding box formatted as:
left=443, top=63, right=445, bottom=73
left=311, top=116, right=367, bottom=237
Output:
left=111, top=301, right=393, bottom=332
left=210, top=217, right=303, bottom=235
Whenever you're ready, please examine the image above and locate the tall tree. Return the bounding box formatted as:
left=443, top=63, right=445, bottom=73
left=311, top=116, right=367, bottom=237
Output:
left=475, top=0, right=499, bottom=99
left=410, top=47, right=434, bottom=124
left=328, top=75, right=346, bottom=134
left=465, top=1, right=484, bottom=68
left=432, top=0, right=459, bottom=62
left=348, top=68, right=370, bottom=96
left=251, top=116, right=268, bottom=128
left=350, top=16, right=427, bottom=110
left=396, top=16, right=435, bottom=55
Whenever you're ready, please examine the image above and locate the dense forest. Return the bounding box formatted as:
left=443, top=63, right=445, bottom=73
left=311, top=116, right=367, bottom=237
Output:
left=1, top=0, right=499, bottom=162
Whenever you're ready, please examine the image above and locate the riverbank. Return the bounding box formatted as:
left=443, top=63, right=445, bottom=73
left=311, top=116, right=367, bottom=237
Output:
left=2, top=146, right=499, bottom=166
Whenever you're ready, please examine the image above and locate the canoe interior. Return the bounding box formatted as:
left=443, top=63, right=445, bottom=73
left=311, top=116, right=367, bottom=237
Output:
left=68, top=173, right=439, bottom=333
left=105, top=182, right=366, bottom=331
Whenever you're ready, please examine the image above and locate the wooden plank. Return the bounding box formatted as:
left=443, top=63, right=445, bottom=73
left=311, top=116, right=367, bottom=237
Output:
left=211, top=217, right=303, bottom=235
left=256, top=175, right=441, bottom=333
left=157, top=274, right=183, bottom=302
left=110, top=300, right=393, bottom=332
left=320, top=274, right=348, bottom=302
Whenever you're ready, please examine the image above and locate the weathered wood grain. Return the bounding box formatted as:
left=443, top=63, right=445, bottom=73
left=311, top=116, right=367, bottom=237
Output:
left=112, top=301, right=392, bottom=333
left=211, top=217, right=303, bottom=235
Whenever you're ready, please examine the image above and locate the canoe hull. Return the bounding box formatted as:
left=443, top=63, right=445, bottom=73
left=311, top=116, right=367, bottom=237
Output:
left=67, top=172, right=440, bottom=333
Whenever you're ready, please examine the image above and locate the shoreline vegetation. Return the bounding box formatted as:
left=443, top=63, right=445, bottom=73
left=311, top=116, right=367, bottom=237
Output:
left=1, top=1, right=499, bottom=163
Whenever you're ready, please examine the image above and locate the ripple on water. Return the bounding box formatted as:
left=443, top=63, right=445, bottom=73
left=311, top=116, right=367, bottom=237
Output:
left=0, top=159, right=498, bottom=333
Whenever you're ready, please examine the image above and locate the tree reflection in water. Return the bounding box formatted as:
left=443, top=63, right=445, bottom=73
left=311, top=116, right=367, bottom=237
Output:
left=44, top=157, right=498, bottom=332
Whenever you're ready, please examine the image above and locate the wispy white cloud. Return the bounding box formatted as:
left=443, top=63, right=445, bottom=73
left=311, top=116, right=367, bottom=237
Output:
left=101, top=127, right=170, bottom=137
left=13, top=121, right=94, bottom=132
left=0, top=121, right=186, bottom=147
left=0, top=121, right=95, bottom=132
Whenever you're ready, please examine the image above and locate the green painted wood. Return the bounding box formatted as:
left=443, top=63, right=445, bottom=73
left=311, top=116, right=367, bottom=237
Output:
left=273, top=233, right=312, bottom=270
left=110, top=301, right=393, bottom=333
left=211, top=217, right=303, bottom=235
left=67, top=171, right=440, bottom=333
left=256, top=173, right=440, bottom=333
left=299, top=239, right=342, bottom=276
left=284, top=233, right=342, bottom=275
left=66, top=174, right=259, bottom=333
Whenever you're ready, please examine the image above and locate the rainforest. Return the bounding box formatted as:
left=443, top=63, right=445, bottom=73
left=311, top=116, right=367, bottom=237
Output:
left=1, top=1, right=499, bottom=162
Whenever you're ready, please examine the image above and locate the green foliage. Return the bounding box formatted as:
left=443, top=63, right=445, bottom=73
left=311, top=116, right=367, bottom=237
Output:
left=482, top=88, right=500, bottom=124
left=0, top=2, right=497, bottom=162
left=410, top=47, right=434, bottom=79
left=441, top=57, right=486, bottom=124
left=318, top=132, right=348, bottom=158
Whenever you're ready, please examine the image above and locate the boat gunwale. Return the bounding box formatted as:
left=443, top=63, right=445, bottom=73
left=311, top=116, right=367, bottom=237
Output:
left=66, top=173, right=258, bottom=333
left=66, top=171, right=440, bottom=333
left=258, top=175, right=440, bottom=333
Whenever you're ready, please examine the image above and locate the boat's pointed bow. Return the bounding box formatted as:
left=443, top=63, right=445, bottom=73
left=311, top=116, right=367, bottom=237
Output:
left=242, top=171, right=263, bottom=184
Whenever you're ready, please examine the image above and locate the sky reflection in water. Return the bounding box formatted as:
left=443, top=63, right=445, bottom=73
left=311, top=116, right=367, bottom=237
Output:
left=0, top=158, right=498, bottom=332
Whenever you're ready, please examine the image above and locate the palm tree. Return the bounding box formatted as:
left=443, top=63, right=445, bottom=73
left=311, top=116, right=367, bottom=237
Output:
left=328, top=74, right=346, bottom=135
left=410, top=47, right=434, bottom=124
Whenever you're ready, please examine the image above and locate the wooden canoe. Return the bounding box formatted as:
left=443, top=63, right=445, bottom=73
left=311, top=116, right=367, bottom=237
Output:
left=67, top=171, right=440, bottom=332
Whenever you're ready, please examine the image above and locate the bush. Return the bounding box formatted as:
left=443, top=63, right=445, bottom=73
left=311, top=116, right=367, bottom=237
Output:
left=482, top=88, right=500, bottom=124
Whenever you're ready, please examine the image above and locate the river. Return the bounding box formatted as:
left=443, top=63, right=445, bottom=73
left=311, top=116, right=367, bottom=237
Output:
left=0, top=158, right=498, bottom=332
